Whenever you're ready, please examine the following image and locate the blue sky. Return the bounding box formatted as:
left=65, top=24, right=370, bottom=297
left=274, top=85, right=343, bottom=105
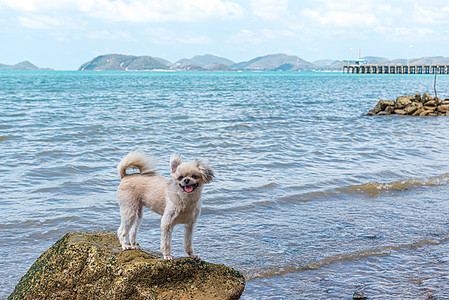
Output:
left=1, top=0, right=449, bottom=70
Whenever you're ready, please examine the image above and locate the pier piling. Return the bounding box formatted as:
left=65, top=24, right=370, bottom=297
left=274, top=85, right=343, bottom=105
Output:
left=343, top=64, right=449, bottom=74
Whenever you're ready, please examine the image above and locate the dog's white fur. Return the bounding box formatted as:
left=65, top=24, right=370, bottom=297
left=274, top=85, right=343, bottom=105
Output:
left=117, top=151, right=213, bottom=261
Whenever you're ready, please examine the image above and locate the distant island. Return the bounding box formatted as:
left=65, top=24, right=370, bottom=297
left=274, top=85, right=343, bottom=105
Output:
left=3, top=54, right=449, bottom=72
left=78, top=53, right=315, bottom=72
left=78, top=54, right=449, bottom=72
left=0, top=61, right=51, bottom=71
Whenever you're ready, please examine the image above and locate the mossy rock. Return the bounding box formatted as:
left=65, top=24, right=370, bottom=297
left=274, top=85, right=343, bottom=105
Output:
left=368, top=93, right=449, bottom=117
left=9, top=231, right=245, bottom=300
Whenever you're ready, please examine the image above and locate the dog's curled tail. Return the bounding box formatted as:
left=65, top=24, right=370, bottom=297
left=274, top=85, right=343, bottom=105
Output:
left=117, top=151, right=157, bottom=179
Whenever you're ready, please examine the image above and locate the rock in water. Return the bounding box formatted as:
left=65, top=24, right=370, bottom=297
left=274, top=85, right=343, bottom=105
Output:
left=9, top=232, right=245, bottom=300
left=367, top=93, right=449, bottom=117
left=374, top=100, right=395, bottom=111
left=394, top=96, right=411, bottom=109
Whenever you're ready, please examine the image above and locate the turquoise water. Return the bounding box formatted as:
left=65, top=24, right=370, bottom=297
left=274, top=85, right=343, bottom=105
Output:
left=1, top=70, right=449, bottom=298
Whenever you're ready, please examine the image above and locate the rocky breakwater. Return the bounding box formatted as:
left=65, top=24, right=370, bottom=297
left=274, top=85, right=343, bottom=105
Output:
left=367, top=93, right=449, bottom=116
left=9, top=232, right=245, bottom=300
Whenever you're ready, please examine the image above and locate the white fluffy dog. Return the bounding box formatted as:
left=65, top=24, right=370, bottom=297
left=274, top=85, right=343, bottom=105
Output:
left=116, top=151, right=214, bottom=261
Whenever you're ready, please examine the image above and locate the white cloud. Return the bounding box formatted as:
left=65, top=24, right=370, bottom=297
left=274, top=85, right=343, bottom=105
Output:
left=228, top=29, right=264, bottom=44
left=260, top=28, right=295, bottom=39
left=376, top=4, right=402, bottom=15
left=1, top=0, right=38, bottom=12
left=1, top=0, right=246, bottom=22
left=88, top=30, right=134, bottom=41
left=299, top=0, right=449, bottom=29
left=301, top=8, right=377, bottom=28
left=373, top=26, right=434, bottom=40
left=178, top=35, right=212, bottom=44
left=228, top=28, right=296, bottom=44
left=146, top=27, right=212, bottom=45
left=102, top=0, right=245, bottom=22
left=1, top=0, right=84, bottom=13
left=412, top=3, right=449, bottom=24
left=249, top=0, right=288, bottom=21
left=18, top=14, right=60, bottom=29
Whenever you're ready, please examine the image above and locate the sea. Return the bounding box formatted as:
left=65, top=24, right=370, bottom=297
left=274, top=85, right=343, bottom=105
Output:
left=1, top=70, right=449, bottom=299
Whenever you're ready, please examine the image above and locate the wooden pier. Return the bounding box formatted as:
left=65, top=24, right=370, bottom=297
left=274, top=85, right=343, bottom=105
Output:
left=343, top=64, right=449, bottom=74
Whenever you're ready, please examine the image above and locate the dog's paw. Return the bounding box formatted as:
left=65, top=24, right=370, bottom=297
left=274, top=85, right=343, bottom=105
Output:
left=164, top=255, right=174, bottom=261
left=189, top=253, right=201, bottom=261
left=122, top=244, right=142, bottom=251
left=122, top=244, right=133, bottom=250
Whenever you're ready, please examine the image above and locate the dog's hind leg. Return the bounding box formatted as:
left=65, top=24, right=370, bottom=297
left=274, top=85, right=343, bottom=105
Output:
left=117, top=204, right=138, bottom=250
left=129, top=206, right=143, bottom=249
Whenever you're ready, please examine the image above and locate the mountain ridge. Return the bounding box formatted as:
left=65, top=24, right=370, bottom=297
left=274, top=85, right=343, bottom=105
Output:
left=78, top=54, right=170, bottom=71
left=174, top=54, right=234, bottom=69
left=78, top=54, right=449, bottom=72
left=232, top=53, right=315, bottom=71
left=3, top=55, right=449, bottom=71
left=0, top=61, right=50, bottom=70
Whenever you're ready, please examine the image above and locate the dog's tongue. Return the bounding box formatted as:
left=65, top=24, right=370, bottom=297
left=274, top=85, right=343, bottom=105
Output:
left=185, top=185, right=194, bottom=193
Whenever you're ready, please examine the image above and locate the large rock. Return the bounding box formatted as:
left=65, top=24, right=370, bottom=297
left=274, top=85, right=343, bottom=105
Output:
left=438, top=105, right=449, bottom=113
left=403, top=105, right=418, bottom=115
left=395, top=96, right=412, bottom=109
left=367, top=93, right=449, bottom=117
left=9, top=232, right=245, bottom=300
left=393, top=109, right=406, bottom=115
left=422, top=93, right=433, bottom=102
left=423, top=105, right=437, bottom=111
left=374, top=100, right=395, bottom=111
left=414, top=93, right=422, bottom=102
left=424, top=100, right=436, bottom=107
left=412, top=108, right=424, bottom=116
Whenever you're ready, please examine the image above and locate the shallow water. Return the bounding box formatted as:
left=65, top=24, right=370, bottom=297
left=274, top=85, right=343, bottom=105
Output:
left=1, top=70, right=449, bottom=299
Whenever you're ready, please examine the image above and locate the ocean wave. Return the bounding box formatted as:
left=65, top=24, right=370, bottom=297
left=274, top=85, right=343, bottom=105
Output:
left=340, top=173, right=449, bottom=197
left=206, top=173, right=449, bottom=213
left=284, top=173, right=449, bottom=202
left=0, top=216, right=80, bottom=230
left=245, top=236, right=449, bottom=281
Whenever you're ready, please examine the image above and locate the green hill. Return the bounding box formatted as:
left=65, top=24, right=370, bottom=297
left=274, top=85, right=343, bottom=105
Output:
left=174, top=54, right=235, bottom=69
left=0, top=61, right=41, bottom=70
left=232, top=54, right=316, bottom=71
left=78, top=54, right=170, bottom=71
left=209, top=64, right=237, bottom=71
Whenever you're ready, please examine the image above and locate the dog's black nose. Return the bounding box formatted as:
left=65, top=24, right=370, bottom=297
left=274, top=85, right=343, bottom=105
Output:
left=184, top=178, right=190, bottom=184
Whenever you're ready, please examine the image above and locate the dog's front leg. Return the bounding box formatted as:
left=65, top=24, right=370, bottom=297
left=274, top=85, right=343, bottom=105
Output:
left=184, top=222, right=200, bottom=261
left=161, top=214, right=174, bottom=261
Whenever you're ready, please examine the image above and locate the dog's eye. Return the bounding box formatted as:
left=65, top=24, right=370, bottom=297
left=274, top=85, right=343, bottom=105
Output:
left=191, top=174, right=199, bottom=179
left=177, top=176, right=184, bottom=181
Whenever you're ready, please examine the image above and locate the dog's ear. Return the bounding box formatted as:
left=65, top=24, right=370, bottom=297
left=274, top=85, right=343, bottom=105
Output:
left=195, top=159, right=214, bottom=184
left=170, top=154, right=182, bottom=173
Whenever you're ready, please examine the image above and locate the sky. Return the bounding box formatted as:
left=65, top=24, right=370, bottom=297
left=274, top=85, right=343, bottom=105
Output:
left=1, top=0, right=449, bottom=70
